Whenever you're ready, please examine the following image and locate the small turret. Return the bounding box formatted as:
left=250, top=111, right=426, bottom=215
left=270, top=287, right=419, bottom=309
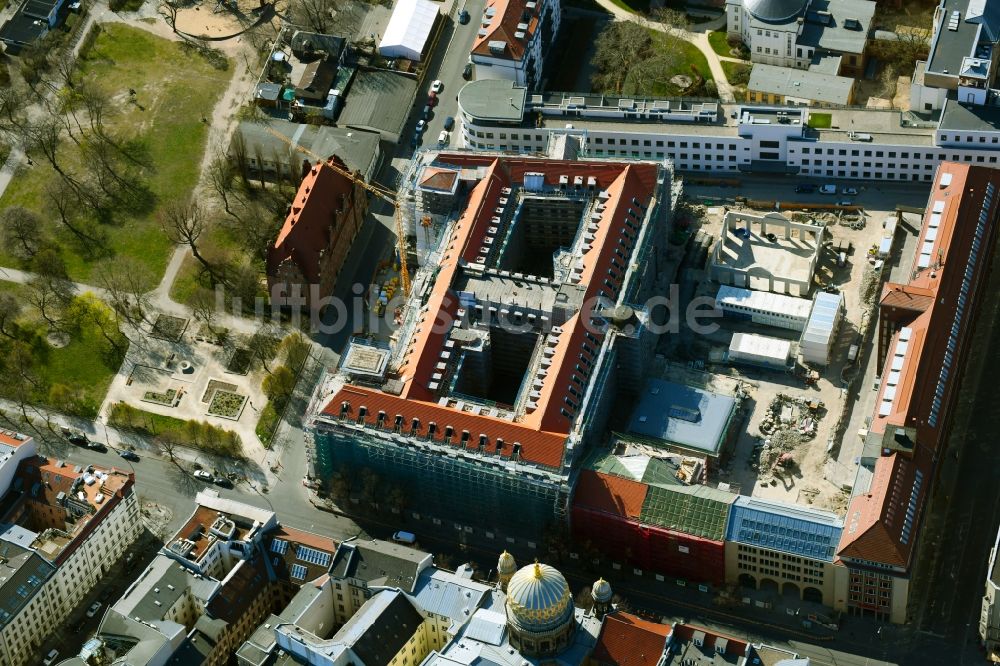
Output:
left=592, top=577, right=613, bottom=618
left=498, top=550, right=517, bottom=592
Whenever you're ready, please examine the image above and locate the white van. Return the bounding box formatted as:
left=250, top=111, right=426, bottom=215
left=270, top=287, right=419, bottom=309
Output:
left=392, top=531, right=417, bottom=545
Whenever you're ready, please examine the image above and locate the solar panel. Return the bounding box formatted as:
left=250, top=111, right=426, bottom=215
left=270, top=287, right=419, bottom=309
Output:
left=296, top=545, right=332, bottom=567
left=270, top=538, right=289, bottom=554
left=290, top=563, right=308, bottom=580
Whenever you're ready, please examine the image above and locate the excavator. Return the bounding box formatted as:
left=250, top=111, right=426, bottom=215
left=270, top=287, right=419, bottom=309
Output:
left=264, top=126, right=411, bottom=298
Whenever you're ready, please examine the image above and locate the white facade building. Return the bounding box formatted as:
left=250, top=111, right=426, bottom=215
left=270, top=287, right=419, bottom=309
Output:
left=379, top=0, right=438, bottom=62
left=457, top=80, right=1000, bottom=183
left=981, top=523, right=1000, bottom=659
left=470, top=0, right=560, bottom=88
left=799, top=291, right=844, bottom=365
left=726, top=0, right=875, bottom=77
left=716, top=285, right=813, bottom=331
left=728, top=332, right=793, bottom=368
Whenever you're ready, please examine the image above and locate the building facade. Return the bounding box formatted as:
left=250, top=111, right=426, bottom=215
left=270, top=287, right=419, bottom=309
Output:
left=470, top=0, right=561, bottom=88
left=310, top=152, right=672, bottom=534
left=266, top=157, right=369, bottom=312
left=0, top=447, right=141, bottom=666
left=458, top=81, right=1000, bottom=183
left=980, top=523, right=1000, bottom=660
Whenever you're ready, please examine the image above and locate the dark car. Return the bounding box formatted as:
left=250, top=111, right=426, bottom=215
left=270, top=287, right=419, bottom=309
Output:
left=118, top=450, right=140, bottom=462
left=86, top=441, right=108, bottom=453
left=462, top=62, right=473, bottom=80
left=458, top=9, right=470, bottom=23
left=213, top=476, right=234, bottom=488
left=795, top=183, right=817, bottom=193
left=443, top=116, right=455, bottom=131
left=422, top=105, right=433, bottom=120
left=427, top=94, right=438, bottom=107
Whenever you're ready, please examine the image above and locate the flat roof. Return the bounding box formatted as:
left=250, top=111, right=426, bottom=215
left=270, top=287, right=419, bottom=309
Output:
left=0, top=11, right=46, bottom=46
left=626, top=379, right=736, bottom=455
left=459, top=78, right=528, bottom=122
left=337, top=69, right=417, bottom=139
left=640, top=484, right=736, bottom=540
left=748, top=63, right=855, bottom=106
left=927, top=0, right=980, bottom=76
left=729, top=333, right=793, bottom=361
left=237, top=119, right=382, bottom=180
left=939, top=98, right=1000, bottom=133
left=717, top=285, right=813, bottom=319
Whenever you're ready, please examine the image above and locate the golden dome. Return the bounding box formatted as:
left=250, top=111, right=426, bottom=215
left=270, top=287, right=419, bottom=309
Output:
left=498, top=550, right=517, bottom=576
left=505, top=562, right=573, bottom=632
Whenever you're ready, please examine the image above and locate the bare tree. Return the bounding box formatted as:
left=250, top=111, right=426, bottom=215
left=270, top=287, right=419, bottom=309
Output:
left=591, top=21, right=654, bottom=95
left=0, top=294, right=22, bottom=340
left=287, top=0, right=342, bottom=34
left=190, top=287, right=220, bottom=332
left=27, top=274, right=75, bottom=331
left=208, top=154, right=237, bottom=216
left=231, top=130, right=251, bottom=185
left=159, top=199, right=228, bottom=284
left=0, top=206, right=43, bottom=261
left=96, top=257, right=157, bottom=330
left=45, top=179, right=105, bottom=251
left=650, top=7, right=690, bottom=36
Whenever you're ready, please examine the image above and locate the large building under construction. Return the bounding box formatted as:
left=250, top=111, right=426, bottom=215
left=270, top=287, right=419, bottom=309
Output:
left=310, top=152, right=674, bottom=531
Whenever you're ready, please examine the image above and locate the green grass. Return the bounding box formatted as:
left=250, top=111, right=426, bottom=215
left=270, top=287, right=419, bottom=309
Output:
left=721, top=60, right=751, bottom=86
left=255, top=401, right=280, bottom=445
left=0, top=24, right=232, bottom=284
left=708, top=30, right=734, bottom=57
left=808, top=112, right=833, bottom=129
left=634, top=31, right=714, bottom=97
left=108, top=401, right=243, bottom=457
left=0, top=285, right=123, bottom=418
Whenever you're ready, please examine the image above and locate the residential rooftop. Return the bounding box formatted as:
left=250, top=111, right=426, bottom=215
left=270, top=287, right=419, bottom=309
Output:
left=626, top=379, right=737, bottom=456
left=329, top=538, right=432, bottom=591
left=939, top=98, right=1000, bottom=133
left=926, top=0, right=996, bottom=77
left=748, top=63, right=855, bottom=106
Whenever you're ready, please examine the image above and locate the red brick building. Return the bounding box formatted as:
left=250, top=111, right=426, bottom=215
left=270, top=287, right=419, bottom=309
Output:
left=267, top=156, right=368, bottom=313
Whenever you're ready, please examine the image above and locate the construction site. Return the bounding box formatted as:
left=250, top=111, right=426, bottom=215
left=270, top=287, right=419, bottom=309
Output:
left=308, top=152, right=676, bottom=532
left=655, top=178, right=929, bottom=515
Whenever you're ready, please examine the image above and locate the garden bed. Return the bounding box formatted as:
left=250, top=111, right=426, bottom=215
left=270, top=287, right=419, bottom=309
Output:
left=142, top=388, right=177, bottom=406
left=202, top=379, right=238, bottom=403
left=207, top=389, right=247, bottom=420
left=151, top=314, right=189, bottom=342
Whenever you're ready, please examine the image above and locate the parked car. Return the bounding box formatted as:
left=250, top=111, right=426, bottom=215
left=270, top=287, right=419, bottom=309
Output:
left=411, top=133, right=422, bottom=148
left=118, top=450, right=140, bottom=462
left=848, top=131, right=873, bottom=142
left=86, top=601, right=102, bottom=618
left=43, top=649, right=60, bottom=666
left=193, top=470, right=213, bottom=481
left=86, top=441, right=108, bottom=453
left=462, top=62, right=473, bottom=79
left=819, top=184, right=837, bottom=194
left=427, top=94, right=438, bottom=107
left=841, top=186, right=859, bottom=195
left=794, top=183, right=816, bottom=193
left=392, top=530, right=417, bottom=545
left=213, top=476, right=234, bottom=488
left=443, top=116, right=455, bottom=131
left=438, top=130, right=450, bottom=146
left=430, top=79, right=443, bottom=94
left=458, top=9, right=470, bottom=23
left=422, top=105, right=433, bottom=120
left=837, top=199, right=854, bottom=207
left=415, top=119, right=426, bottom=133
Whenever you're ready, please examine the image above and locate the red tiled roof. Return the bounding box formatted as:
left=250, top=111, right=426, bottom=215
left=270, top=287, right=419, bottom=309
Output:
left=573, top=470, right=647, bottom=519
left=840, top=162, right=1000, bottom=567
left=322, top=384, right=568, bottom=468
left=837, top=453, right=923, bottom=568
left=669, top=623, right=749, bottom=658
left=418, top=166, right=459, bottom=192
left=471, top=0, right=542, bottom=63
left=0, top=432, right=30, bottom=447
left=267, top=156, right=359, bottom=285
left=592, top=613, right=669, bottom=666
left=322, top=155, right=661, bottom=471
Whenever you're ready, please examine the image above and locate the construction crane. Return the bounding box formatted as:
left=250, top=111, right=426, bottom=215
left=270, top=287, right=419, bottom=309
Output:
left=264, top=127, right=411, bottom=297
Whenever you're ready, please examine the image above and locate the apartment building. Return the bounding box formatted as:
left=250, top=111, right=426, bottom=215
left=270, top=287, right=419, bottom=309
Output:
left=61, top=491, right=337, bottom=665
left=470, top=0, right=560, bottom=87
left=0, top=443, right=141, bottom=666
left=458, top=80, right=1000, bottom=182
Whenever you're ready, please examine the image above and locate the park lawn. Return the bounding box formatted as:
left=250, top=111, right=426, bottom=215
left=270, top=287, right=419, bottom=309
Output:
left=634, top=32, right=713, bottom=97
left=708, top=30, right=732, bottom=57
left=0, top=284, right=123, bottom=417
left=0, top=24, right=232, bottom=284
left=808, top=112, right=833, bottom=128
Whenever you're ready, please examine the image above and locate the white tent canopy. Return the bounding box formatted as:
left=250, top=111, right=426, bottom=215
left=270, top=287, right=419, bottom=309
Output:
left=379, top=0, right=438, bottom=61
